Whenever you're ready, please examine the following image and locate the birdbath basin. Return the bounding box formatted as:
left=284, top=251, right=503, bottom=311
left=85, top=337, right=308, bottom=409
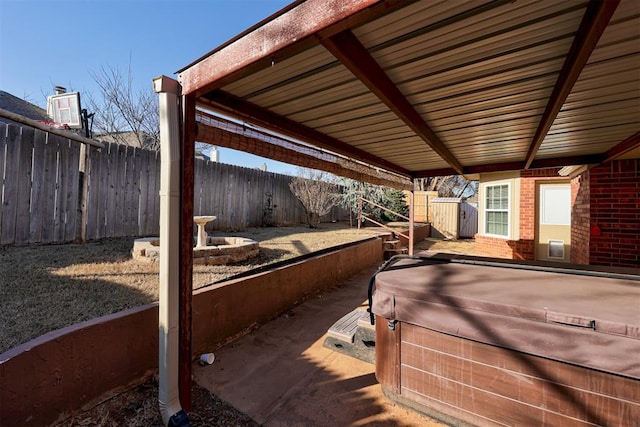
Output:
left=194, top=216, right=217, bottom=248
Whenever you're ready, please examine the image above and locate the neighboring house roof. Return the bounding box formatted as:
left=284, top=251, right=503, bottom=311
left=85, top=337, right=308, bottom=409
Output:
left=94, top=131, right=156, bottom=148
left=0, top=91, right=49, bottom=124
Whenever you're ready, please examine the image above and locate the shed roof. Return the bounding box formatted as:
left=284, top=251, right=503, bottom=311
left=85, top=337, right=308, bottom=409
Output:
left=178, top=0, right=640, bottom=183
left=431, top=197, right=463, bottom=203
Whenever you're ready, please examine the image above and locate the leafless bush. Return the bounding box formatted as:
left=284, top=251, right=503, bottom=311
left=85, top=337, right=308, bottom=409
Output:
left=289, top=169, right=338, bottom=228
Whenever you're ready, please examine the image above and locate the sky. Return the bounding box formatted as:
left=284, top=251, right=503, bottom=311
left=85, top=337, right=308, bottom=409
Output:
left=0, top=0, right=297, bottom=175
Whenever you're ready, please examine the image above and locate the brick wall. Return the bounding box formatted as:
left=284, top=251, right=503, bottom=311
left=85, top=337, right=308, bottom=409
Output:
left=588, top=159, right=639, bottom=268
left=475, top=235, right=535, bottom=260
left=571, top=172, right=590, bottom=264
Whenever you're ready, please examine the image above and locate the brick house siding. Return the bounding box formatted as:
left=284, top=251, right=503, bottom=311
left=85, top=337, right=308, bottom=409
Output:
left=476, top=160, right=639, bottom=269
left=571, top=172, right=590, bottom=265
left=585, top=159, right=639, bottom=268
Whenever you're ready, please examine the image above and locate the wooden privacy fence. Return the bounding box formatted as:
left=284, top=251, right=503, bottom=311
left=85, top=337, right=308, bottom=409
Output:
left=0, top=124, right=80, bottom=244
left=0, top=123, right=348, bottom=245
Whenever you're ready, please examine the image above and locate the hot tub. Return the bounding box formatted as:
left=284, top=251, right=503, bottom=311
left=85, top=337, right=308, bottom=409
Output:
left=370, top=255, right=640, bottom=426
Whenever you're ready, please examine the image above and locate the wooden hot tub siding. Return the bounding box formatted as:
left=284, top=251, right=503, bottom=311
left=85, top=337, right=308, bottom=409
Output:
left=388, top=320, right=638, bottom=426
left=372, top=256, right=640, bottom=426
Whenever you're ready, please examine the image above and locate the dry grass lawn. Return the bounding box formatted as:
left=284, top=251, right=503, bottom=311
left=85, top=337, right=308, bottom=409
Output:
left=0, top=222, right=475, bottom=354
left=0, top=222, right=383, bottom=354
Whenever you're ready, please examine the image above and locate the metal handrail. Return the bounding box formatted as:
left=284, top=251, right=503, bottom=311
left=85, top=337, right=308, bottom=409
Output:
left=357, top=196, right=409, bottom=240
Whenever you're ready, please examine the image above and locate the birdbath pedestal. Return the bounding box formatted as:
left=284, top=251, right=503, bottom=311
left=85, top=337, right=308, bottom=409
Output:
left=194, top=216, right=217, bottom=248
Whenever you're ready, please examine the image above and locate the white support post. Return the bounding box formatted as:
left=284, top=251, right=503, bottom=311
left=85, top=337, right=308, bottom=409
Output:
left=409, top=189, right=415, bottom=256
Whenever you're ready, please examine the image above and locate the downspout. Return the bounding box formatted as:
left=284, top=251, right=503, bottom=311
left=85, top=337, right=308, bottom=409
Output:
left=408, top=188, right=414, bottom=256
left=153, top=76, right=191, bottom=427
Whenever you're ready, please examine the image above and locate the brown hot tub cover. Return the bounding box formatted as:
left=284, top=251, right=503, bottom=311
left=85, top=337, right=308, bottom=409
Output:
left=372, top=256, right=640, bottom=379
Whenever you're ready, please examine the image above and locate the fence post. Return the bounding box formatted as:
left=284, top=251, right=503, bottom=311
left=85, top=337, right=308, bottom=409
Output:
left=76, top=144, right=90, bottom=242
left=357, top=196, right=362, bottom=230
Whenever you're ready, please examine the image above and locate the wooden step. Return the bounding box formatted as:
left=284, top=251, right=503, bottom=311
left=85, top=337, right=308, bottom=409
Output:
left=383, top=239, right=400, bottom=248
left=385, top=247, right=408, bottom=254
left=327, top=309, right=369, bottom=343
left=357, top=314, right=375, bottom=330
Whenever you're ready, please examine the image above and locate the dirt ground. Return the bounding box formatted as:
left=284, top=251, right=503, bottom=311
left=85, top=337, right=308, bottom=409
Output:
left=2, top=222, right=475, bottom=426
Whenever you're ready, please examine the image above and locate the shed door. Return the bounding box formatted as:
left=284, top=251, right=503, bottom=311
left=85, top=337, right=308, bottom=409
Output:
left=536, top=183, right=571, bottom=262
left=459, top=202, right=478, bottom=238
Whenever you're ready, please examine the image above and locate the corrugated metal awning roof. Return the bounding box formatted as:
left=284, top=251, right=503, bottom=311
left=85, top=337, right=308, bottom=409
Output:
left=178, top=0, right=640, bottom=183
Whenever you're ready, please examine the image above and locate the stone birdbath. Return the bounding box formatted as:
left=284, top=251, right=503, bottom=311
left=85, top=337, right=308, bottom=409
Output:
left=194, top=216, right=217, bottom=248
left=133, top=214, right=258, bottom=265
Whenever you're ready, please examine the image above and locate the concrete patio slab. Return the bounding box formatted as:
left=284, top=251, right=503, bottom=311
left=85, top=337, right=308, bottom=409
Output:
left=193, top=267, right=444, bottom=426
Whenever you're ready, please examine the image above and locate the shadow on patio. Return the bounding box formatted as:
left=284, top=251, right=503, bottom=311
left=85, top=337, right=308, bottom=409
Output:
left=193, top=266, right=443, bottom=426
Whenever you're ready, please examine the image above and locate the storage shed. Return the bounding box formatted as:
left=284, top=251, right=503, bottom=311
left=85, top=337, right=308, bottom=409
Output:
left=430, top=197, right=478, bottom=239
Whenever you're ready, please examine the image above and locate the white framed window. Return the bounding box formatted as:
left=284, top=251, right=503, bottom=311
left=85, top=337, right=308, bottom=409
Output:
left=484, top=183, right=510, bottom=237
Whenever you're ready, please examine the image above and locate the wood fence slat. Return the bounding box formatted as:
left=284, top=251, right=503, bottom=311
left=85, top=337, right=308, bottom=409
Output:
left=199, top=159, right=207, bottom=218
left=145, top=148, right=155, bottom=236
left=125, top=146, right=138, bottom=236
left=150, top=149, right=160, bottom=236
left=0, top=124, right=21, bottom=244
left=15, top=126, right=34, bottom=244
left=97, top=145, right=110, bottom=239
left=105, top=143, right=118, bottom=237
left=0, top=124, right=7, bottom=239
left=121, top=146, right=131, bottom=235
left=40, top=133, right=59, bottom=244
left=53, top=137, right=69, bottom=242
left=115, top=144, right=127, bottom=236
left=64, top=139, right=80, bottom=242
left=85, top=146, right=99, bottom=240
left=53, top=135, right=69, bottom=242
left=137, top=149, right=150, bottom=235
left=194, top=157, right=203, bottom=216
left=132, top=147, right=142, bottom=236
left=29, top=130, right=47, bottom=243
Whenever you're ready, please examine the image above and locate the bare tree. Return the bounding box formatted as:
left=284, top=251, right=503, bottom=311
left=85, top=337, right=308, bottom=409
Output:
left=289, top=169, right=338, bottom=228
left=415, top=176, right=477, bottom=198
left=86, top=62, right=160, bottom=150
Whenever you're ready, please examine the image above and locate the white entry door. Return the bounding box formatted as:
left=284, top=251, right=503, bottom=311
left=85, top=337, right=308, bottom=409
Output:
left=536, top=183, right=571, bottom=262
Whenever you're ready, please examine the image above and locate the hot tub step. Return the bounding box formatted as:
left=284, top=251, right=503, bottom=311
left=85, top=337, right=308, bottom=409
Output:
left=324, top=309, right=375, bottom=364
left=326, top=309, right=368, bottom=343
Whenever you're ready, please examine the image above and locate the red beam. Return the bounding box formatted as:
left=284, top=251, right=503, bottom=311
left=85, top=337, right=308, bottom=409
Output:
left=412, top=168, right=458, bottom=178
left=179, top=94, right=196, bottom=411
left=321, top=30, right=463, bottom=174
left=413, top=154, right=605, bottom=177
left=178, top=0, right=413, bottom=97
left=603, top=131, right=640, bottom=163
left=200, top=91, right=411, bottom=177
left=523, top=0, right=620, bottom=169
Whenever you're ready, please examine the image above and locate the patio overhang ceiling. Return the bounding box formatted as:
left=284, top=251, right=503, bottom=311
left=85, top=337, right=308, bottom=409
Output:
left=178, top=0, right=640, bottom=184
